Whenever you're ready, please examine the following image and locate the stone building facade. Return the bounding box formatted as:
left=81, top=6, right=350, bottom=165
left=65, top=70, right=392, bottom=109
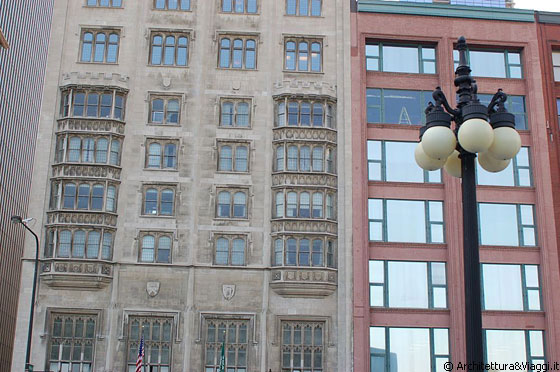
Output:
left=0, top=0, right=54, bottom=370
left=11, top=0, right=353, bottom=371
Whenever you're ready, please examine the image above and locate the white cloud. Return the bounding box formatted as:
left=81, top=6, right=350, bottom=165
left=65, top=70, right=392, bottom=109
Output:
left=514, top=0, right=560, bottom=12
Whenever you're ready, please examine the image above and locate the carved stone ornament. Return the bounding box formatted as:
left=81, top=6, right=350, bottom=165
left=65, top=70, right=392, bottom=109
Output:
left=222, top=284, right=236, bottom=301
left=147, top=281, right=161, bottom=297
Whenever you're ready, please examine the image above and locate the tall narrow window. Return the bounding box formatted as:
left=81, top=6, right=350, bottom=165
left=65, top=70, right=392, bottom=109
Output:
left=148, top=143, right=162, bottom=168
left=127, top=317, right=172, bottom=371
left=204, top=319, right=249, bottom=371
left=282, top=322, right=324, bottom=372
left=553, top=51, right=560, bottom=82
left=94, top=33, right=105, bottom=62
left=164, top=36, right=177, bottom=66
left=48, top=314, right=97, bottom=372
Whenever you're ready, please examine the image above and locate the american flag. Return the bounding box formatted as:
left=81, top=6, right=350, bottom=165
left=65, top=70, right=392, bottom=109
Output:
left=136, top=335, right=144, bottom=372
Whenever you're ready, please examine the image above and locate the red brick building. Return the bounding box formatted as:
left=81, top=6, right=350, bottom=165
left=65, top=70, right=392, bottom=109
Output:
left=352, top=1, right=560, bottom=371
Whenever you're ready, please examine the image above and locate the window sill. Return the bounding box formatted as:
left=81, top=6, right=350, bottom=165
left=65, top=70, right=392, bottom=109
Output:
left=83, top=5, right=124, bottom=9
left=366, top=122, right=423, bottom=129
left=216, top=171, right=251, bottom=175
left=136, top=261, right=174, bottom=266
left=140, top=214, right=177, bottom=219
left=369, top=307, right=450, bottom=314
left=284, top=15, right=324, bottom=18
left=76, top=61, right=119, bottom=65
left=146, top=123, right=182, bottom=127
left=365, top=70, right=438, bottom=77
left=146, top=64, right=189, bottom=69
left=282, top=70, right=324, bottom=75
left=216, top=67, right=259, bottom=72
left=218, top=12, right=259, bottom=15
left=217, top=125, right=253, bottom=130
left=152, top=9, right=192, bottom=12
left=214, top=217, right=249, bottom=221
left=143, top=168, right=179, bottom=172
left=367, top=180, right=443, bottom=187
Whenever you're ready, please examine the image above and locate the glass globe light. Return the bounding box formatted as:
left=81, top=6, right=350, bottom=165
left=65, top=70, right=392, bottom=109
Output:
left=488, top=126, right=521, bottom=161
left=457, top=118, right=494, bottom=154
left=478, top=151, right=510, bottom=173
left=421, top=126, right=457, bottom=160
left=415, top=142, right=446, bottom=171
left=443, top=150, right=462, bottom=178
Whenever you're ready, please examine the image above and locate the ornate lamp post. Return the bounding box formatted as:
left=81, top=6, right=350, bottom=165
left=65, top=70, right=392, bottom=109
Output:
left=415, top=37, right=521, bottom=370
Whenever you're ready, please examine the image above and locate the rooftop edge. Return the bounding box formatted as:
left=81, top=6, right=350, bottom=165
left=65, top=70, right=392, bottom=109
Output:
left=357, top=0, right=535, bottom=22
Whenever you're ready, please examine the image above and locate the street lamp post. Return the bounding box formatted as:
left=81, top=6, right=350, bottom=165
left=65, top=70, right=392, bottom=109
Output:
left=11, top=216, right=40, bottom=372
left=415, top=37, right=521, bottom=371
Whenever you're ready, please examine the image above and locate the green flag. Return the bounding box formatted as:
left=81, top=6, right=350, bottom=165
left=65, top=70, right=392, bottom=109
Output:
left=218, top=337, right=226, bottom=372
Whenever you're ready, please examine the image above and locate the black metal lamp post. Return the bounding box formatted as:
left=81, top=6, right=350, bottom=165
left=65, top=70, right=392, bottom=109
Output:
left=11, top=216, right=39, bottom=372
left=415, top=37, right=522, bottom=370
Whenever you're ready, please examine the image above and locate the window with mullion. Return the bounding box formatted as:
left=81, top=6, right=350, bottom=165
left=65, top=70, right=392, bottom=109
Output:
left=214, top=236, right=246, bottom=266
left=127, top=317, right=172, bottom=372
left=149, top=96, right=181, bottom=124
left=477, top=146, right=532, bottom=187
left=48, top=314, right=97, bottom=372
left=46, top=228, right=113, bottom=260
left=80, top=29, right=119, bottom=63
left=139, top=233, right=172, bottom=263
left=219, top=36, right=257, bottom=70
left=284, top=37, right=322, bottom=72
left=557, top=98, right=560, bottom=126
left=478, top=203, right=536, bottom=247
left=453, top=48, right=522, bottom=78
left=61, top=88, right=126, bottom=120
left=274, top=190, right=334, bottom=220
left=553, top=52, right=560, bottom=82
left=369, top=260, right=447, bottom=309
left=87, top=0, right=122, bottom=7
left=366, top=42, right=436, bottom=74
left=370, top=327, right=450, bottom=372
left=205, top=319, right=249, bottom=372
left=58, top=135, right=121, bottom=165
left=143, top=186, right=176, bottom=216
left=146, top=139, right=178, bottom=169
left=221, top=0, right=257, bottom=14
left=154, top=0, right=190, bottom=10
left=218, top=142, right=249, bottom=172
left=281, top=321, right=324, bottom=372
left=57, top=180, right=117, bottom=212
left=220, top=99, right=251, bottom=127
left=273, top=236, right=333, bottom=267
left=275, top=98, right=335, bottom=128
left=367, top=140, right=440, bottom=183
left=150, top=32, right=188, bottom=66
left=368, top=199, right=444, bottom=243
left=477, top=93, right=527, bottom=130
left=216, top=189, right=248, bottom=219
left=366, top=88, right=432, bottom=125
left=286, top=0, right=321, bottom=16
left=484, top=329, right=545, bottom=368
left=482, top=263, right=541, bottom=311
